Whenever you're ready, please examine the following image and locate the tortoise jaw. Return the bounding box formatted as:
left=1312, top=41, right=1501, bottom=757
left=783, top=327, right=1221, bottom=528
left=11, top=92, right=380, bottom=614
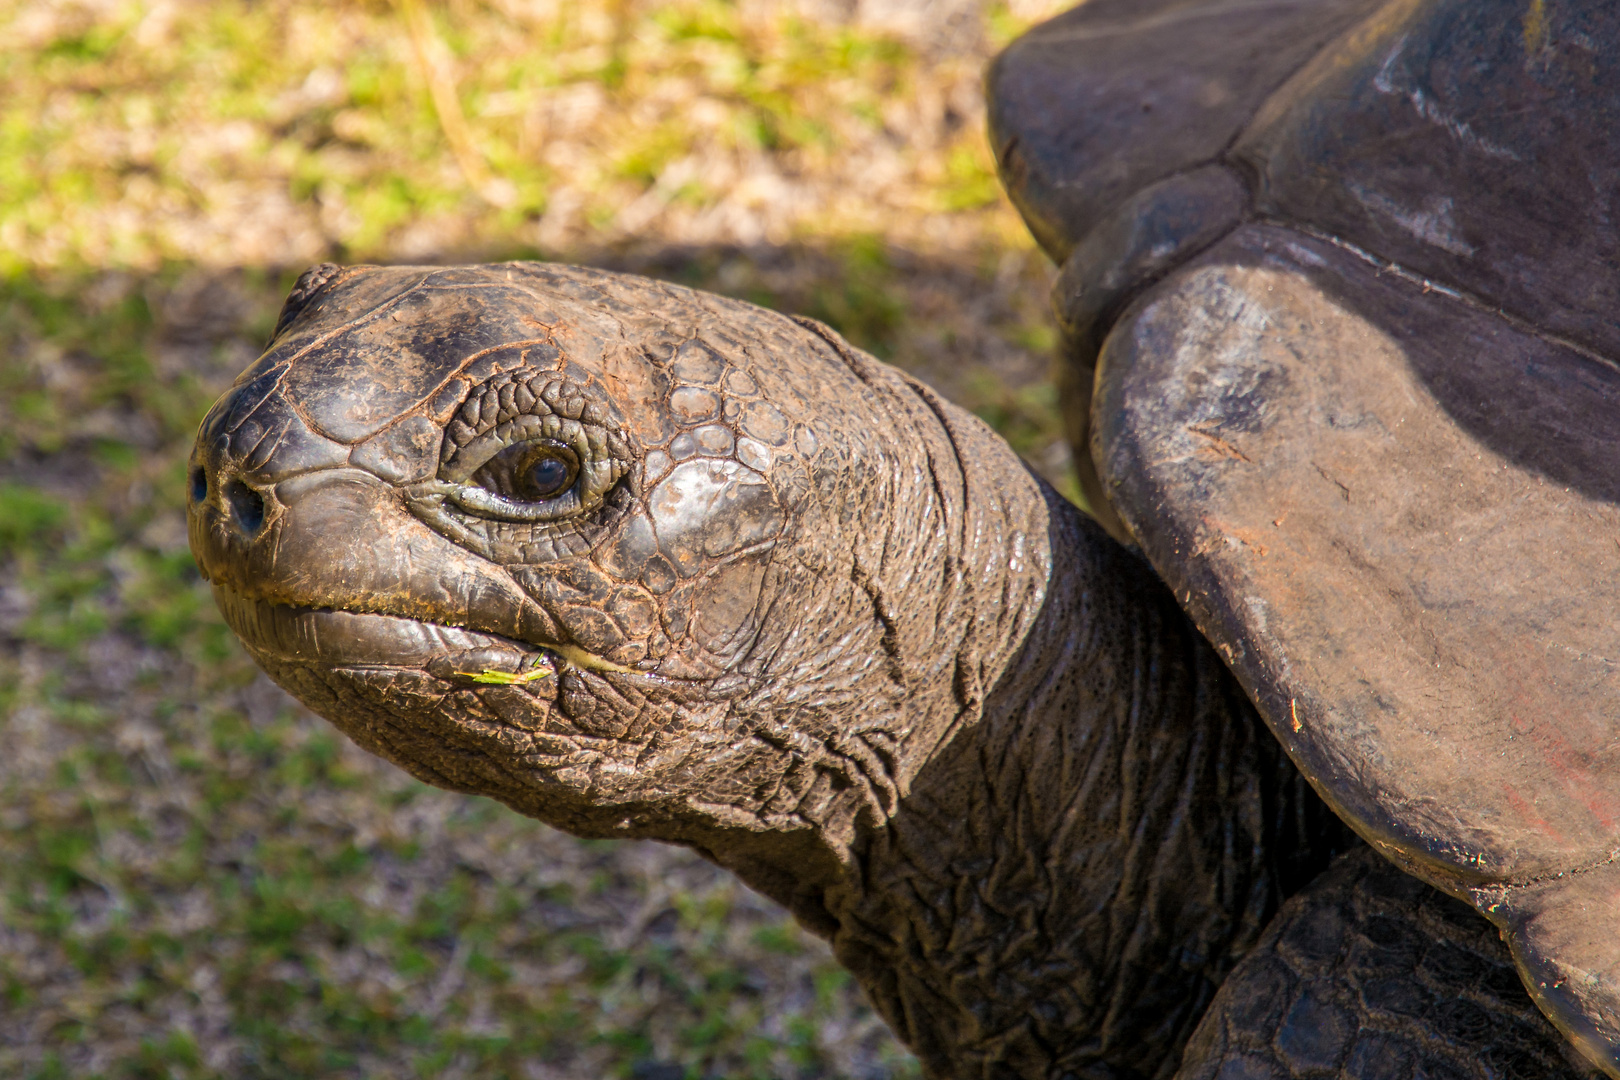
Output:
left=209, top=584, right=560, bottom=685
left=206, top=583, right=729, bottom=825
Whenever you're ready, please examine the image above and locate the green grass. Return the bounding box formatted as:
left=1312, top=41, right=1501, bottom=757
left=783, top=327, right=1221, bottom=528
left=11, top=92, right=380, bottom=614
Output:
left=0, top=0, right=1054, bottom=274
left=0, top=0, right=1078, bottom=1074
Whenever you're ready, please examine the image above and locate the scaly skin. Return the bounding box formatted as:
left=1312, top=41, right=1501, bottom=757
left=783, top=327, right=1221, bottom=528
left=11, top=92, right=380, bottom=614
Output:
left=1181, top=848, right=1597, bottom=1080
left=192, top=261, right=1377, bottom=1077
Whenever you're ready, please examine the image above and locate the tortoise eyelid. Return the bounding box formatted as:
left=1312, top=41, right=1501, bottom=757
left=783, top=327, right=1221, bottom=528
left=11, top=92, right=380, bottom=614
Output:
left=455, top=439, right=584, bottom=521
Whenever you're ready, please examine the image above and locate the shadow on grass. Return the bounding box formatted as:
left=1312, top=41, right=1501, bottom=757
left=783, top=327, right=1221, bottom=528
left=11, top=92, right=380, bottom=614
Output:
left=0, top=240, right=1064, bottom=1080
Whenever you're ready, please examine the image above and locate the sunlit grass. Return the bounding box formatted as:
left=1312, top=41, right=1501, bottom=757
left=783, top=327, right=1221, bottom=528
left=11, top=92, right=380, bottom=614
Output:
left=0, top=0, right=1061, bottom=273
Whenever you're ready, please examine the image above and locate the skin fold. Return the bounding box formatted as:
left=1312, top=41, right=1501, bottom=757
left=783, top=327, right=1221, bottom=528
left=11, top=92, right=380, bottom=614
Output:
left=189, top=262, right=1580, bottom=1078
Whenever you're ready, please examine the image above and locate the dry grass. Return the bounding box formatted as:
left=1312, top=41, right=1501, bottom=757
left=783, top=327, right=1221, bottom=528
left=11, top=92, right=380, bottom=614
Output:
left=0, top=1, right=1075, bottom=1076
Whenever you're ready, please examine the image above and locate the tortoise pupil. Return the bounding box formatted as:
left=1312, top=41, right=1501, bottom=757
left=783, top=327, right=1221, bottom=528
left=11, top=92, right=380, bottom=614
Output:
left=526, top=456, right=571, bottom=498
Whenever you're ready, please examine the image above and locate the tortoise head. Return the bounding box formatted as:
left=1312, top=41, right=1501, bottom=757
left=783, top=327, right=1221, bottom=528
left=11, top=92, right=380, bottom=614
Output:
left=187, top=262, right=1052, bottom=881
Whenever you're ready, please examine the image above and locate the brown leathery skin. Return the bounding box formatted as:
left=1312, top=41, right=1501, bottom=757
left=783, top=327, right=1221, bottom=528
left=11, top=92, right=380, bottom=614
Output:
left=190, top=262, right=1351, bottom=1078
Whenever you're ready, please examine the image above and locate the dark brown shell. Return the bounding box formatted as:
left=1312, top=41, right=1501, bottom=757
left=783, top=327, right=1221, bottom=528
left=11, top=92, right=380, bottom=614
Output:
left=991, top=0, right=1620, bottom=1069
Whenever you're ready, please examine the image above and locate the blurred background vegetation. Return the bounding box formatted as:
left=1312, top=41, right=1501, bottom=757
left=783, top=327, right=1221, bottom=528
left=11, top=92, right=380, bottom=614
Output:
left=0, top=0, right=1073, bottom=1075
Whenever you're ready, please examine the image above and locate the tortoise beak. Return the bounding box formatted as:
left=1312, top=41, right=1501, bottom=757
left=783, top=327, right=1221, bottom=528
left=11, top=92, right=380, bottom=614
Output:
left=188, top=463, right=552, bottom=646
left=207, top=583, right=556, bottom=688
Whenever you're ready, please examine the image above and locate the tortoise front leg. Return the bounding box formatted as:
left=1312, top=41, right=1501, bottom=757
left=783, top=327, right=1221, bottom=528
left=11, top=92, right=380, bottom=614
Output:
left=1179, top=848, right=1598, bottom=1080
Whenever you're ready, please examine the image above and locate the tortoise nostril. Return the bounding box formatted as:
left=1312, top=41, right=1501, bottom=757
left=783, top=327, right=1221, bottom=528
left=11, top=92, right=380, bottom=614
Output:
left=225, top=479, right=266, bottom=535
left=189, top=466, right=209, bottom=504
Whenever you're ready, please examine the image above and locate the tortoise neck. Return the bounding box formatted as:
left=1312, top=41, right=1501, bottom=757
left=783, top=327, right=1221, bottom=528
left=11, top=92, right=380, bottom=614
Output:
left=826, top=490, right=1337, bottom=1078
left=686, top=332, right=1065, bottom=921
left=800, top=325, right=1065, bottom=831
left=715, top=349, right=1345, bottom=1077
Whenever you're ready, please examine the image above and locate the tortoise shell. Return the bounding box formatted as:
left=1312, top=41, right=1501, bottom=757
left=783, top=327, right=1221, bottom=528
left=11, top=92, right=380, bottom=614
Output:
left=990, top=0, right=1620, bottom=1068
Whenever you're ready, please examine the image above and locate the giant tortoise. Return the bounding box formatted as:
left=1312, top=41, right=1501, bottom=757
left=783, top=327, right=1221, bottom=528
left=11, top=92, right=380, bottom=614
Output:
left=185, top=0, right=1620, bottom=1076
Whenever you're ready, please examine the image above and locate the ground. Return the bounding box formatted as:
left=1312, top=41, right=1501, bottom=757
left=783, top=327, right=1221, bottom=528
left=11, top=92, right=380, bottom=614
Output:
left=0, top=1, right=1072, bottom=1076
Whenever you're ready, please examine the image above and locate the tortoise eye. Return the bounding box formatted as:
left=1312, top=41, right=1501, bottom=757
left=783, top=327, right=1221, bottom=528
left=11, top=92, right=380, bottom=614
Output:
left=521, top=454, right=574, bottom=500
left=435, top=379, right=631, bottom=528
left=468, top=441, right=580, bottom=506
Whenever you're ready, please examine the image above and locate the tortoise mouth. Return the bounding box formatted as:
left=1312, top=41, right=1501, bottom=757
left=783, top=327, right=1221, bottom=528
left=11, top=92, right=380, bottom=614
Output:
left=210, top=584, right=559, bottom=684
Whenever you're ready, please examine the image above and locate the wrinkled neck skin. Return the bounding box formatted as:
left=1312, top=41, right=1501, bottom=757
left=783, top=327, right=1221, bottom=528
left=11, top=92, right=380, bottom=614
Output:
left=696, top=346, right=1336, bottom=1080
left=695, top=339, right=1058, bottom=912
